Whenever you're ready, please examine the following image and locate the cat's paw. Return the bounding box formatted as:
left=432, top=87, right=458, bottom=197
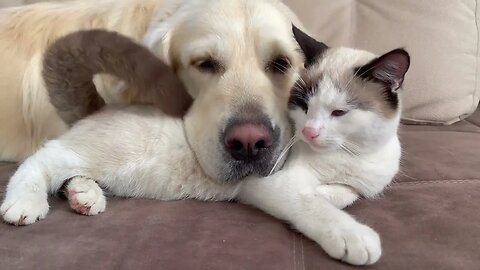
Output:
left=315, top=184, right=359, bottom=209
left=319, top=220, right=381, bottom=265
left=66, top=177, right=106, bottom=216
left=1, top=191, right=49, bottom=225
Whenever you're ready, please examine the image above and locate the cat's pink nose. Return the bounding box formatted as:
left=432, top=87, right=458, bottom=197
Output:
left=302, top=127, right=319, bottom=140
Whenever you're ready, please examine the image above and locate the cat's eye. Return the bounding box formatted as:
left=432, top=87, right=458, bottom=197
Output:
left=194, top=58, right=223, bottom=74
left=266, top=55, right=291, bottom=74
left=331, top=110, right=348, bottom=117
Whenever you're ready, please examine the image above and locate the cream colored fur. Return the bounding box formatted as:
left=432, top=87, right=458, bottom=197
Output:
left=0, top=0, right=170, bottom=161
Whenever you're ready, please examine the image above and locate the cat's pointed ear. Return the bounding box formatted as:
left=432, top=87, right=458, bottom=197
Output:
left=292, top=24, right=328, bottom=68
left=356, top=48, right=410, bottom=91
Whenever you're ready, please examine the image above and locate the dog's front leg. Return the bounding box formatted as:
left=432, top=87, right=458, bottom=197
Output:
left=237, top=169, right=381, bottom=266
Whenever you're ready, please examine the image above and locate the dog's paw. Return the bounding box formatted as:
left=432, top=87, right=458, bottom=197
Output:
left=315, top=184, right=359, bottom=209
left=1, top=192, right=49, bottom=226
left=66, top=176, right=106, bottom=216
left=319, top=220, right=381, bottom=265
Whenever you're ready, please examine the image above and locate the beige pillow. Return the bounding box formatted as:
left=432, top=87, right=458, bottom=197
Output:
left=285, top=0, right=480, bottom=125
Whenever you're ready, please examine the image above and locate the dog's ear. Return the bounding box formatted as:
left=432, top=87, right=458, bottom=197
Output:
left=144, top=21, right=175, bottom=66
left=292, top=25, right=328, bottom=68
left=144, top=3, right=185, bottom=67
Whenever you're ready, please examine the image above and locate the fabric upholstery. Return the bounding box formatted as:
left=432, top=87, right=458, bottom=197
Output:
left=1, top=111, right=480, bottom=269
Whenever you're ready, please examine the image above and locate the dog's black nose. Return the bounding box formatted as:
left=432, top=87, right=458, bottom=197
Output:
left=224, top=123, right=273, bottom=161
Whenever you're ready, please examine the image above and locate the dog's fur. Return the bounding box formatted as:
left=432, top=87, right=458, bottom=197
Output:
left=0, top=0, right=302, bottom=171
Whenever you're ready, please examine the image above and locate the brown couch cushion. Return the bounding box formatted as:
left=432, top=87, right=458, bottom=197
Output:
left=1, top=111, right=479, bottom=269
left=284, top=0, right=480, bottom=125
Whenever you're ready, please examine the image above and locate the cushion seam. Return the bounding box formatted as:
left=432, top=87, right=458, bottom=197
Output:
left=465, top=117, right=480, bottom=127
left=473, top=0, right=480, bottom=114
left=394, top=179, right=480, bottom=186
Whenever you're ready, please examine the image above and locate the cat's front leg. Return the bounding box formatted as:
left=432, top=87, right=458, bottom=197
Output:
left=316, top=184, right=360, bottom=209
left=0, top=156, right=50, bottom=225
left=237, top=170, right=381, bottom=265
left=1, top=140, right=85, bottom=225
left=64, top=176, right=107, bottom=216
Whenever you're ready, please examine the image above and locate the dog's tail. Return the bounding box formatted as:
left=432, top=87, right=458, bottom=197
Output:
left=42, top=29, right=192, bottom=126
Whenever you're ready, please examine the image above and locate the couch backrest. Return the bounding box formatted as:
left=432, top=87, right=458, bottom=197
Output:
left=284, top=0, right=480, bottom=125
left=3, top=0, right=479, bottom=125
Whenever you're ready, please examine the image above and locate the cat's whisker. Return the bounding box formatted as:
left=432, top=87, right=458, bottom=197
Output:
left=293, top=81, right=304, bottom=91
left=343, top=61, right=387, bottom=93
left=343, top=140, right=361, bottom=153
left=339, top=144, right=353, bottom=156
left=297, top=74, right=307, bottom=87
left=271, top=60, right=295, bottom=75
left=343, top=68, right=361, bottom=93
left=307, top=162, right=322, bottom=178
left=340, top=143, right=360, bottom=157
left=268, top=135, right=297, bottom=176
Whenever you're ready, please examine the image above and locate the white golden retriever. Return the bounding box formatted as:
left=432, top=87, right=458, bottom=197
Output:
left=0, top=0, right=299, bottom=169
left=0, top=0, right=381, bottom=265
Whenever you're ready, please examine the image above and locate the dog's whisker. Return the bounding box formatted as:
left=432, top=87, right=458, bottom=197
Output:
left=268, top=135, right=297, bottom=176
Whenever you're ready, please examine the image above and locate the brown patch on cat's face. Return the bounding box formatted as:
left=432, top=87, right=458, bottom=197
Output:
left=288, top=67, right=323, bottom=112
left=348, top=48, right=410, bottom=118
left=346, top=78, right=400, bottom=119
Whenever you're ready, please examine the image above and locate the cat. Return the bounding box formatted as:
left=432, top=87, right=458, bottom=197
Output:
left=281, top=26, right=409, bottom=209
left=239, top=27, right=409, bottom=265
left=0, top=26, right=410, bottom=265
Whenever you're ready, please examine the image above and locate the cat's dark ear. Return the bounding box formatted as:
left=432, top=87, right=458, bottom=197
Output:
left=356, top=48, right=410, bottom=91
left=292, top=24, right=328, bottom=68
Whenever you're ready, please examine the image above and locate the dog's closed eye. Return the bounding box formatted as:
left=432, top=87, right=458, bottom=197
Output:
left=193, top=57, right=223, bottom=74
left=266, top=55, right=291, bottom=74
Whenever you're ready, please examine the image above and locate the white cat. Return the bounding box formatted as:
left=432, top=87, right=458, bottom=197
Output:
left=240, top=27, right=409, bottom=264
left=0, top=27, right=410, bottom=265
left=284, top=26, right=409, bottom=208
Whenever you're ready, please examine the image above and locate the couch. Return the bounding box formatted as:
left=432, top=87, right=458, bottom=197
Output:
left=1, top=0, right=479, bottom=269
left=2, top=110, right=480, bottom=269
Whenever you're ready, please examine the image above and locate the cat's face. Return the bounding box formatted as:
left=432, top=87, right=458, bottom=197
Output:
left=289, top=26, right=410, bottom=153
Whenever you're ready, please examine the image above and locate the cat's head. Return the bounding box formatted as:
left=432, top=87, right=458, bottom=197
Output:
left=289, top=25, right=410, bottom=153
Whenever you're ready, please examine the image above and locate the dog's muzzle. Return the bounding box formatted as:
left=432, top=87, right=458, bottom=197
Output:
left=220, top=113, right=281, bottom=181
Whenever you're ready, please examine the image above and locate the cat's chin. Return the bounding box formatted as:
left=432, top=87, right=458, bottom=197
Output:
left=305, top=141, right=338, bottom=153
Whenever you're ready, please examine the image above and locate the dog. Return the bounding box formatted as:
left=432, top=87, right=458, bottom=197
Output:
left=0, top=0, right=303, bottom=179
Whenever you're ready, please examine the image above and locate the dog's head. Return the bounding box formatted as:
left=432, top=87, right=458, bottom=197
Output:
left=146, top=0, right=304, bottom=181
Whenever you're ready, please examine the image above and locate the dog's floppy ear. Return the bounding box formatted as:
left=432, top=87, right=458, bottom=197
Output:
left=144, top=2, right=186, bottom=67
left=292, top=24, right=328, bottom=68
left=144, top=21, right=175, bottom=66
